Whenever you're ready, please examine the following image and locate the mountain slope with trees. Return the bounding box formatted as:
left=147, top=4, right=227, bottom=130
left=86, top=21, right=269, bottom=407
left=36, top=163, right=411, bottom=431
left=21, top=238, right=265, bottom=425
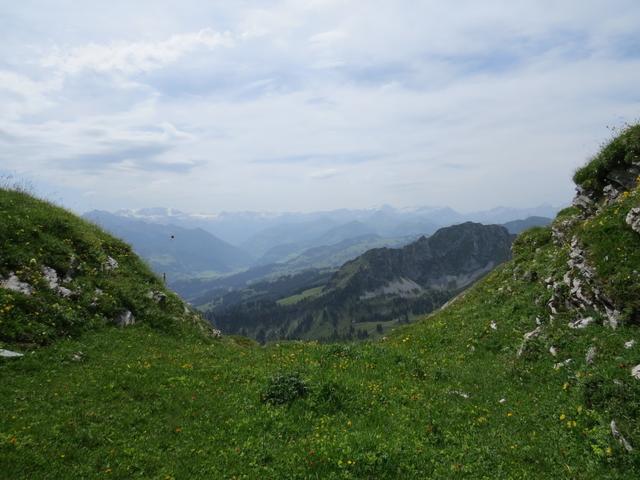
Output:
left=208, top=222, right=514, bottom=342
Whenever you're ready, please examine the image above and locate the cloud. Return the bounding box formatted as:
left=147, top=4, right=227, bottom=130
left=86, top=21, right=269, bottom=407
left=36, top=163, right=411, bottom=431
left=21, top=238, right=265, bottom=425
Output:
left=309, top=168, right=339, bottom=180
left=42, top=28, right=233, bottom=75
left=1, top=1, right=640, bottom=214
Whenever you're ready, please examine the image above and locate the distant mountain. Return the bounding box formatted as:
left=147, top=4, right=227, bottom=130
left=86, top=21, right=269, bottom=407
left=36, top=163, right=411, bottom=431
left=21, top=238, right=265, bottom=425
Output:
left=502, top=216, right=552, bottom=234
left=84, top=211, right=253, bottom=280
left=111, top=204, right=561, bottom=254
left=206, top=222, right=514, bottom=342
left=327, top=222, right=513, bottom=294
left=241, top=218, right=340, bottom=259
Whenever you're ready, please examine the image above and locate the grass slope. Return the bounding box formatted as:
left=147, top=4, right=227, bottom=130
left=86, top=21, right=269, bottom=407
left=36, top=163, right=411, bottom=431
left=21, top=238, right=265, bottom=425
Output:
left=2, top=128, right=640, bottom=478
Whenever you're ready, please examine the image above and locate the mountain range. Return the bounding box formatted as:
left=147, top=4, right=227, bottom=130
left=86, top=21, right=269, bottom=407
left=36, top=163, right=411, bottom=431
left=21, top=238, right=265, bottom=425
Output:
left=85, top=204, right=554, bottom=285
left=207, top=222, right=514, bottom=342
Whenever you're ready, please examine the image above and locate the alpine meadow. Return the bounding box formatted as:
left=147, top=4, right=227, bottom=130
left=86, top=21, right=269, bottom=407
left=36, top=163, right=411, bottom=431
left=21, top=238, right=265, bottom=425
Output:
left=2, top=1, right=640, bottom=479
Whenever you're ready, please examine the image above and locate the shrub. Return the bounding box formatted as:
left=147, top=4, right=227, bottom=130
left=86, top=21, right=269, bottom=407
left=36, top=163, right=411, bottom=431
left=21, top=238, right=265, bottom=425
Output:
left=261, top=372, right=309, bottom=405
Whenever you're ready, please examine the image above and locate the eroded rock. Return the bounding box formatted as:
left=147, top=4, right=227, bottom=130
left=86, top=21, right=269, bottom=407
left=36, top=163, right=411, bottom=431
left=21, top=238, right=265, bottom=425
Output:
left=0, top=273, right=33, bottom=295
left=568, top=317, right=594, bottom=329
left=517, top=326, right=542, bottom=357
left=104, top=256, right=119, bottom=271
left=113, top=310, right=135, bottom=327
left=611, top=420, right=634, bottom=452
left=146, top=291, right=167, bottom=305
left=626, top=207, right=640, bottom=235
left=0, top=349, right=24, bottom=358
left=41, top=266, right=73, bottom=298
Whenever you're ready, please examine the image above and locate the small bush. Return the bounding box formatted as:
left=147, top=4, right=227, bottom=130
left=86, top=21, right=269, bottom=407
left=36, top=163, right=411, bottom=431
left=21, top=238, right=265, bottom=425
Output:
left=261, top=372, right=309, bottom=405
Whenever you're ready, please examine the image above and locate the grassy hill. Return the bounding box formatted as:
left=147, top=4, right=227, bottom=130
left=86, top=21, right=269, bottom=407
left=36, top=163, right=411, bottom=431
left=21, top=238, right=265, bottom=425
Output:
left=1, top=125, right=640, bottom=478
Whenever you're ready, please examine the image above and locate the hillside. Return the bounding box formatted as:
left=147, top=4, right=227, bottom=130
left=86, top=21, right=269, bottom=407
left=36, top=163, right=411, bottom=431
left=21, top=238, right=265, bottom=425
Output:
left=1, top=125, right=640, bottom=478
left=84, top=210, right=253, bottom=280
left=0, top=190, right=218, bottom=348
left=207, top=222, right=514, bottom=342
left=503, top=215, right=552, bottom=234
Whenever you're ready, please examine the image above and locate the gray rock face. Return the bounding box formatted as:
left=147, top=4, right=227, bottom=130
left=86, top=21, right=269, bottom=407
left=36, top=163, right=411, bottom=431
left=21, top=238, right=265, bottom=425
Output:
left=573, top=194, right=595, bottom=212
left=626, top=207, right=640, bottom=235
left=603, top=185, right=622, bottom=204
left=0, top=273, right=34, bottom=295
left=607, top=165, right=640, bottom=191
left=558, top=237, right=620, bottom=329
left=41, top=266, right=73, bottom=298
left=0, top=348, right=24, bottom=358
left=146, top=290, right=167, bottom=304
left=568, top=317, right=594, bottom=329
left=554, top=359, right=572, bottom=370
left=104, top=256, right=119, bottom=271
left=113, top=310, right=135, bottom=327
left=517, top=326, right=542, bottom=357
left=611, top=420, right=634, bottom=452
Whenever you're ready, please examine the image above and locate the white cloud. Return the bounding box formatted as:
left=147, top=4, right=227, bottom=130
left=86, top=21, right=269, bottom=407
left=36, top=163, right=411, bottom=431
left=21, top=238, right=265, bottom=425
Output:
left=1, top=1, right=639, bottom=213
left=41, top=28, right=233, bottom=75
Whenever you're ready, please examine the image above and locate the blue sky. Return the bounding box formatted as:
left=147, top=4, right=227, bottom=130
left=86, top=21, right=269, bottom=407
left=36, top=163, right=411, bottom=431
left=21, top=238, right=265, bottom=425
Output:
left=1, top=0, right=639, bottom=213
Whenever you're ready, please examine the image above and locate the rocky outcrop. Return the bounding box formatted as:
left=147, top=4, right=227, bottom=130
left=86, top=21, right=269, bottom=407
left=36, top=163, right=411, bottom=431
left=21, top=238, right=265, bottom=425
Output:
left=0, top=273, right=33, bottom=295
left=611, top=420, right=634, bottom=452
left=42, top=266, right=73, bottom=298
left=545, top=235, right=621, bottom=329
left=0, top=348, right=24, bottom=358
left=103, top=256, right=119, bottom=271
left=516, top=325, right=542, bottom=357
left=626, top=207, right=640, bottom=234
left=146, top=290, right=167, bottom=305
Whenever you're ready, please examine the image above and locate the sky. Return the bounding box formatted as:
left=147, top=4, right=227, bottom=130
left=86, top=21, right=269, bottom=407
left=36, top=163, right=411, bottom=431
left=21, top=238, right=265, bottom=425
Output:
left=1, top=0, right=639, bottom=214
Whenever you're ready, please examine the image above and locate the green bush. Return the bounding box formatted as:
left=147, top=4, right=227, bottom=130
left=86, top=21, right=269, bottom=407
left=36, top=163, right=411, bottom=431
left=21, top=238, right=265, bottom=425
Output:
left=261, top=372, right=309, bottom=405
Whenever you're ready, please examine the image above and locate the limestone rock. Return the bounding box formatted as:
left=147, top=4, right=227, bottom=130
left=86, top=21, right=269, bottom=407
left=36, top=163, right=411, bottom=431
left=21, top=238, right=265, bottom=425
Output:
left=0, top=348, right=24, bottom=358
left=0, top=273, right=33, bottom=295
left=585, top=346, right=596, bottom=365
left=611, top=420, right=634, bottom=452
left=568, top=317, right=594, bottom=329
left=632, top=364, right=640, bottom=381
left=113, top=310, right=135, bottom=327
left=104, top=256, right=119, bottom=271
left=603, top=184, right=621, bottom=204
left=607, top=165, right=640, bottom=191
left=573, top=194, right=595, bottom=212
left=626, top=207, right=640, bottom=235
left=554, top=359, right=572, bottom=370
left=41, top=266, right=73, bottom=298
left=146, top=290, right=167, bottom=304
left=517, top=326, right=542, bottom=357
